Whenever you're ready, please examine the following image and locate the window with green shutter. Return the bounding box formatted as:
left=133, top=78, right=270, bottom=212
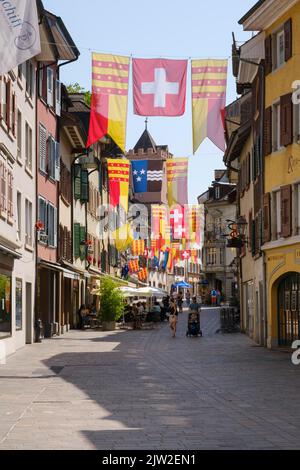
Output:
left=80, top=170, right=89, bottom=203
left=73, top=223, right=80, bottom=258
left=74, top=165, right=81, bottom=200
left=80, top=226, right=86, bottom=261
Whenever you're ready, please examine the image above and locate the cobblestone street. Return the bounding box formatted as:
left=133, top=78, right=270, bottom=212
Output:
left=0, top=308, right=300, bottom=450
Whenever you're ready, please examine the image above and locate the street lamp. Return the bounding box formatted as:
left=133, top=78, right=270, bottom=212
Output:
left=225, top=217, right=248, bottom=248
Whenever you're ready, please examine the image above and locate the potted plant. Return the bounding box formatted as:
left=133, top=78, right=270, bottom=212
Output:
left=98, top=277, right=124, bottom=331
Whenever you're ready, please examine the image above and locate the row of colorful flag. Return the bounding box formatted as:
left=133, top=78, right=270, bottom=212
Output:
left=87, top=54, right=228, bottom=154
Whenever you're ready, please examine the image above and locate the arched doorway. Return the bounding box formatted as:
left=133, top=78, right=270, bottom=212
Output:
left=278, top=273, right=300, bottom=346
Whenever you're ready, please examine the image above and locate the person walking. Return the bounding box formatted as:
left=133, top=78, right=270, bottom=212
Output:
left=211, top=289, right=217, bottom=306
left=185, top=289, right=191, bottom=307
left=177, top=291, right=184, bottom=313
left=169, top=299, right=178, bottom=337
left=78, top=304, right=88, bottom=329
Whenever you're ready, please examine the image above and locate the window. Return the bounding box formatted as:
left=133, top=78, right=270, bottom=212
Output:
left=55, top=80, right=61, bottom=116
left=25, top=122, right=32, bottom=172
left=47, top=136, right=60, bottom=181
left=17, top=111, right=22, bottom=161
left=39, top=124, right=47, bottom=173
left=38, top=197, right=47, bottom=242
left=25, top=199, right=32, bottom=247
left=207, top=248, right=217, bottom=265
left=17, top=192, right=21, bottom=241
left=25, top=60, right=34, bottom=98
left=272, top=102, right=281, bottom=152
left=47, top=203, right=57, bottom=248
left=15, top=279, right=22, bottom=331
left=276, top=30, right=285, bottom=69
left=0, top=273, right=12, bottom=339
left=47, top=68, right=54, bottom=107
left=215, top=186, right=220, bottom=200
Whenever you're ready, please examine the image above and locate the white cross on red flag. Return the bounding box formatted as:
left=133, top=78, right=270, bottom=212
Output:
left=133, top=58, right=188, bottom=116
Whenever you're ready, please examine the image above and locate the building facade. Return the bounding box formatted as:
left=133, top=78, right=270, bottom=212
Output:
left=0, top=60, right=37, bottom=360
left=240, top=0, right=300, bottom=348
left=35, top=7, right=79, bottom=337
left=198, top=170, right=237, bottom=304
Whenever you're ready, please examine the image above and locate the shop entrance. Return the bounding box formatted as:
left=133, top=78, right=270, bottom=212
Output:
left=278, top=273, right=300, bottom=347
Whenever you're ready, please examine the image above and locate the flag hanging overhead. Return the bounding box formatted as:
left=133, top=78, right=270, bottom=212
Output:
left=192, top=59, right=228, bottom=153
left=131, top=160, right=163, bottom=193
left=87, top=53, right=130, bottom=151
left=107, top=159, right=130, bottom=211
left=166, top=158, right=189, bottom=207
left=133, top=58, right=187, bottom=116
left=0, top=0, right=41, bottom=75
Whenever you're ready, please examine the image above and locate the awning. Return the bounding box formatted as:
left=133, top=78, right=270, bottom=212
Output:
left=238, top=32, right=265, bottom=84
left=0, top=244, right=22, bottom=259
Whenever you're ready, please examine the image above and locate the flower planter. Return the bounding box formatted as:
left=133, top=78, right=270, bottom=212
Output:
left=102, top=321, right=116, bottom=331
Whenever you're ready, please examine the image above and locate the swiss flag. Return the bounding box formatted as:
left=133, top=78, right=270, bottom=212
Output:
left=170, top=206, right=185, bottom=239
left=181, top=250, right=191, bottom=261
left=133, top=58, right=187, bottom=116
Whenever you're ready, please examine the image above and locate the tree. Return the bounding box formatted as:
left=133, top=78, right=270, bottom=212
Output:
left=66, top=83, right=91, bottom=107
left=99, top=278, right=124, bottom=322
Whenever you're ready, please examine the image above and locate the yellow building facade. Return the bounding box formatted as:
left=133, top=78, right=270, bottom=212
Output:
left=263, top=2, right=300, bottom=348
left=240, top=0, right=300, bottom=348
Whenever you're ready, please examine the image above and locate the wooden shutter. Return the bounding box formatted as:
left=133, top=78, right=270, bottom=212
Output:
left=67, top=230, right=72, bottom=262
left=73, top=223, right=80, bottom=258
left=53, top=207, right=58, bottom=248
left=12, top=93, right=16, bottom=137
left=80, top=170, right=89, bottom=203
left=39, top=124, right=47, bottom=172
left=281, top=185, right=292, bottom=237
left=263, top=193, right=271, bottom=243
left=265, top=35, right=272, bottom=75
left=59, top=225, right=64, bottom=259
left=284, top=18, right=292, bottom=61
left=74, top=165, right=81, bottom=199
left=264, top=106, right=272, bottom=156
left=280, top=93, right=293, bottom=146
left=6, top=80, right=11, bottom=128
left=248, top=211, right=253, bottom=253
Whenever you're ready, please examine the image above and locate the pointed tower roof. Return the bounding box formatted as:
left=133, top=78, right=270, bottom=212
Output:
left=134, top=129, right=157, bottom=152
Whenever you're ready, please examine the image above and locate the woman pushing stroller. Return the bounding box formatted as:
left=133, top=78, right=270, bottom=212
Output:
left=186, top=296, right=202, bottom=337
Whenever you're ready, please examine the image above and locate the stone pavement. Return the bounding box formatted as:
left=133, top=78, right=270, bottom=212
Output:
left=0, top=308, right=300, bottom=450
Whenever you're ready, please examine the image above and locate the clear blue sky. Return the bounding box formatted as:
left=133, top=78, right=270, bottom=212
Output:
left=43, top=0, right=255, bottom=202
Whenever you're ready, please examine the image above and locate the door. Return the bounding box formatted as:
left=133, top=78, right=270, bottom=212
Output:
left=278, top=273, right=300, bottom=347
left=25, top=282, right=32, bottom=344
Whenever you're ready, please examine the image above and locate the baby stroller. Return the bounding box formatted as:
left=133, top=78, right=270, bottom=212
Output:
left=186, top=312, right=202, bottom=337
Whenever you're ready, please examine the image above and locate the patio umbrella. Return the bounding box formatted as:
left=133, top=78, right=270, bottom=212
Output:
left=174, top=281, right=192, bottom=289
left=136, top=287, right=167, bottom=298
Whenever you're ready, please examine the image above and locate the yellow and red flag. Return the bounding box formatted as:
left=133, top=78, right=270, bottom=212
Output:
left=107, top=159, right=130, bottom=211
left=166, top=158, right=189, bottom=207
left=192, top=59, right=228, bottom=153
left=128, top=260, right=139, bottom=274
left=87, top=53, right=130, bottom=151
left=151, top=205, right=168, bottom=240
left=138, top=268, right=148, bottom=282
left=132, top=239, right=145, bottom=256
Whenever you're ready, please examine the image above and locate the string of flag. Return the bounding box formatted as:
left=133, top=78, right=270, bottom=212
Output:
left=87, top=53, right=228, bottom=155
